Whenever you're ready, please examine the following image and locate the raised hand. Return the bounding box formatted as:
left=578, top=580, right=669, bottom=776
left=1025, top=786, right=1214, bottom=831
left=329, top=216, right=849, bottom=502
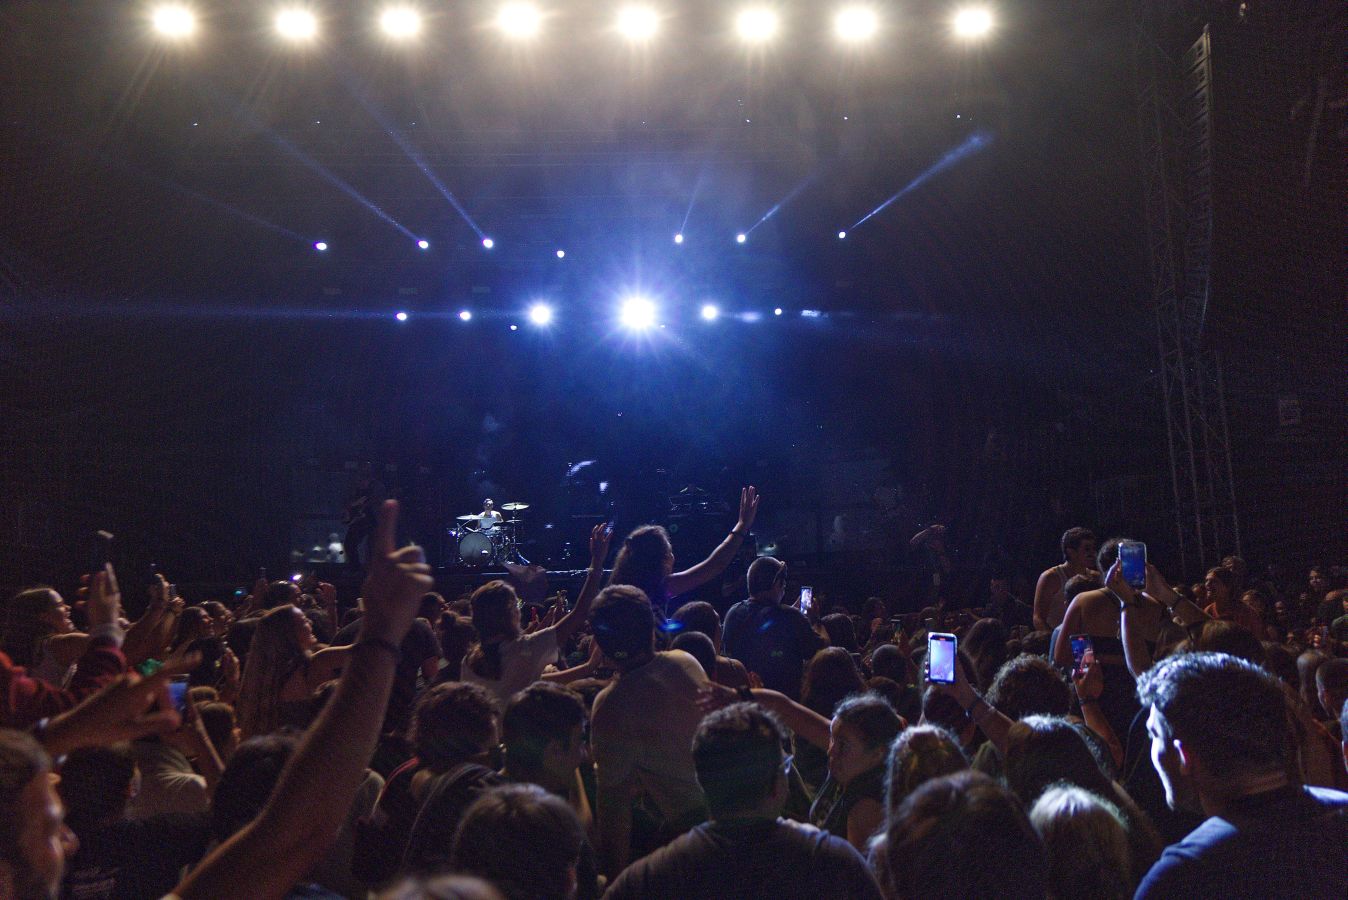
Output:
left=1105, top=561, right=1137, bottom=605
left=359, top=500, right=434, bottom=646
left=1144, top=563, right=1177, bottom=607
left=88, top=563, right=123, bottom=628
left=1074, top=649, right=1104, bottom=697
left=39, top=655, right=199, bottom=755
left=590, top=522, right=613, bottom=568
left=736, top=486, right=760, bottom=533
left=696, top=681, right=739, bottom=714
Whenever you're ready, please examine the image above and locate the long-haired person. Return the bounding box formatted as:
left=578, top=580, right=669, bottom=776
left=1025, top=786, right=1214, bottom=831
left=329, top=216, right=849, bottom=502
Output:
left=608, top=487, right=759, bottom=613
left=236, top=604, right=352, bottom=737
left=462, top=524, right=611, bottom=705
left=2, top=587, right=92, bottom=687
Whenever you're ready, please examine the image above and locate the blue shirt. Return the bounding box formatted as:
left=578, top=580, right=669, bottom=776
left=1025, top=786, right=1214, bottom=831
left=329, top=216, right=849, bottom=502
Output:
left=1135, top=785, right=1348, bottom=899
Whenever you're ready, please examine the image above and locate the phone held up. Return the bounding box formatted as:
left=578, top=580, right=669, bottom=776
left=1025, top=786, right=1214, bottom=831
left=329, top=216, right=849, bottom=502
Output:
left=1070, top=633, right=1094, bottom=676
left=1119, top=541, right=1147, bottom=590
left=927, top=632, right=958, bottom=684
left=799, top=586, right=813, bottom=616
left=168, top=675, right=190, bottom=715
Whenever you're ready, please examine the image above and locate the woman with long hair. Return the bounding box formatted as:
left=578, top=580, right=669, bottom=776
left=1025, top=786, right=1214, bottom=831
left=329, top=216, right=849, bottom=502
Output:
left=795, top=647, right=867, bottom=791
left=608, top=486, right=760, bottom=612
left=462, top=524, right=610, bottom=705
left=2, top=587, right=86, bottom=686
left=235, top=604, right=351, bottom=737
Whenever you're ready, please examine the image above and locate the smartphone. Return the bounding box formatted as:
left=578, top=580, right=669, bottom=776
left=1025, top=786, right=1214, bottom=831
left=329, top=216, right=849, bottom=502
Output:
left=1070, top=634, right=1094, bottom=674
left=168, top=675, right=190, bottom=714
left=927, top=632, right=958, bottom=684
left=799, top=587, right=814, bottom=615
left=1119, top=541, right=1147, bottom=589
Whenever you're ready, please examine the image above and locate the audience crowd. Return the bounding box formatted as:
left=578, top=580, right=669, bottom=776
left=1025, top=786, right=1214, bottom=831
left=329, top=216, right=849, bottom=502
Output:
left=2, top=493, right=1347, bottom=899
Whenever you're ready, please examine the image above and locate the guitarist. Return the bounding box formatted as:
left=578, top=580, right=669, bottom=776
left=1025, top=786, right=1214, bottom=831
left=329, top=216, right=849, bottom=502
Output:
left=343, top=463, right=387, bottom=569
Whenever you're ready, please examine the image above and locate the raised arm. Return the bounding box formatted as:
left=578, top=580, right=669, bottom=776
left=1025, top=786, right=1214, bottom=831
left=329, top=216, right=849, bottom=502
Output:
left=1052, top=597, right=1085, bottom=669
left=666, top=487, right=759, bottom=596
left=1073, top=650, right=1124, bottom=769
left=174, top=500, right=431, bottom=900
left=747, top=688, right=832, bottom=749
left=936, top=653, right=1013, bottom=758
left=552, top=524, right=612, bottom=646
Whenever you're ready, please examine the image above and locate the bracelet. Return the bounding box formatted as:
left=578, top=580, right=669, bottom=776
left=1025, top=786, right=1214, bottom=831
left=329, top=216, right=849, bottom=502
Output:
left=730, top=529, right=749, bottom=538
left=1079, top=698, right=1101, bottom=707
left=356, top=637, right=401, bottom=660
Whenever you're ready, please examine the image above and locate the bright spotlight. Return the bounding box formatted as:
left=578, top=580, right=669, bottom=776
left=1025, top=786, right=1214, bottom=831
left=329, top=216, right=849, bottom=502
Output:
left=736, top=233, right=747, bottom=244
left=528, top=303, right=554, bottom=326
left=834, top=7, right=878, bottom=43
left=952, top=6, right=993, bottom=40
left=314, top=241, right=328, bottom=251
left=556, top=249, right=565, bottom=259
left=417, top=239, right=430, bottom=250
left=151, top=5, right=197, bottom=38
left=616, top=6, right=660, bottom=42
left=837, top=231, right=847, bottom=240
left=674, top=233, right=684, bottom=244
left=700, top=304, right=720, bottom=321
left=482, top=237, right=495, bottom=249
left=275, top=8, right=319, bottom=41
left=395, top=311, right=409, bottom=321
left=773, top=307, right=783, bottom=316
left=458, top=309, right=473, bottom=321
left=620, top=296, right=657, bottom=330
left=379, top=7, right=422, bottom=39
left=496, top=3, right=542, bottom=39
left=735, top=8, right=779, bottom=44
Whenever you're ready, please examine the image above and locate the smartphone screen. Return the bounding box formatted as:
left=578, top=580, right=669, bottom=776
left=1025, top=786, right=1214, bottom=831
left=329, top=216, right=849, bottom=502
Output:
left=168, top=676, right=190, bottom=714
left=927, top=632, right=957, bottom=684
left=1070, top=634, right=1094, bottom=673
left=1119, top=541, right=1147, bottom=589
left=799, top=587, right=813, bottom=615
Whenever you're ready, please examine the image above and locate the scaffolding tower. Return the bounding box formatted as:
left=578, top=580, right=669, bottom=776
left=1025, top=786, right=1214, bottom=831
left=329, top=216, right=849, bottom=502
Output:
left=1134, top=12, right=1241, bottom=580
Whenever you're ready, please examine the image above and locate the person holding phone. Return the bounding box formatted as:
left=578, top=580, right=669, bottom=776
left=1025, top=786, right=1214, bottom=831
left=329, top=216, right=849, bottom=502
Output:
left=1053, top=539, right=1189, bottom=740
left=721, top=557, right=824, bottom=701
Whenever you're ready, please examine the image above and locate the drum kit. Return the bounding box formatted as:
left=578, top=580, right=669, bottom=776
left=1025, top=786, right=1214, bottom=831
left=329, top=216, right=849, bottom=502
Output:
left=449, top=502, right=531, bottom=567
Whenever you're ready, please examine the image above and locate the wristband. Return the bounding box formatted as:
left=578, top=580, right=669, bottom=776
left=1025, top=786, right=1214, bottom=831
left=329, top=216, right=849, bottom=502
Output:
left=356, top=637, right=401, bottom=661
left=730, top=529, right=748, bottom=538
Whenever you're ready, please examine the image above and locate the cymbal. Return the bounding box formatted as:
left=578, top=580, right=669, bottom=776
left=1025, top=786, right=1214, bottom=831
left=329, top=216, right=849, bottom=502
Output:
left=505, top=518, right=523, bottom=524
left=502, top=502, right=530, bottom=511
left=457, top=514, right=489, bottom=521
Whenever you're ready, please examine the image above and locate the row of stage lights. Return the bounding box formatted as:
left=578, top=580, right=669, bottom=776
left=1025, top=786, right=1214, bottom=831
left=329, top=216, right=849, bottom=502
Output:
left=312, top=228, right=853, bottom=254
left=148, top=4, right=995, bottom=45
left=392, top=298, right=815, bottom=328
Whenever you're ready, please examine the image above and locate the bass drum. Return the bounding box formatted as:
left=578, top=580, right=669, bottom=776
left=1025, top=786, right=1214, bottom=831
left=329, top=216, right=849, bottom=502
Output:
left=458, top=531, right=495, bottom=567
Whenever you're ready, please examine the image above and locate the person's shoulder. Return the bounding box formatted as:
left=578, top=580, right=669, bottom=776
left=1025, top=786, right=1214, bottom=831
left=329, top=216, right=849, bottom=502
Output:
left=661, top=649, right=709, bottom=682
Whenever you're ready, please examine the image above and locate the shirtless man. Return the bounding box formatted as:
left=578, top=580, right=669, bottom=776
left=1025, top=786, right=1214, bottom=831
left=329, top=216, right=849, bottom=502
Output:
left=1032, top=527, right=1097, bottom=632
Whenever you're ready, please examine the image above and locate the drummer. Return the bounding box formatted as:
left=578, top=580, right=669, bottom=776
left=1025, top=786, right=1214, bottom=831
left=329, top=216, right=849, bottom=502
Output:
left=477, top=498, right=505, bottom=532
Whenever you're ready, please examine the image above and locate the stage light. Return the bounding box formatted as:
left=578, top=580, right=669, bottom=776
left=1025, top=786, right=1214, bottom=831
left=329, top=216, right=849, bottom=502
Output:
left=458, top=309, right=473, bottom=321
left=528, top=303, right=554, bottom=326
left=736, top=233, right=747, bottom=244
left=314, top=241, right=328, bottom=251
left=275, top=8, right=319, bottom=41
left=700, top=304, right=720, bottom=321
left=834, top=6, right=878, bottom=43
left=379, top=7, right=422, bottom=39
left=735, top=8, right=779, bottom=44
left=837, top=231, right=847, bottom=240
left=509, top=324, right=519, bottom=331
left=801, top=309, right=823, bottom=318
left=616, top=6, right=660, bottom=42
left=482, top=237, right=495, bottom=249
left=151, top=5, right=197, bottom=38
left=620, top=296, right=657, bottom=330
left=674, top=233, right=684, bottom=244
left=496, top=3, right=542, bottom=39
left=773, top=307, right=783, bottom=316
left=556, top=249, right=565, bottom=259
left=417, top=239, right=430, bottom=249
left=395, top=311, right=409, bottom=321
left=951, top=6, right=993, bottom=40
